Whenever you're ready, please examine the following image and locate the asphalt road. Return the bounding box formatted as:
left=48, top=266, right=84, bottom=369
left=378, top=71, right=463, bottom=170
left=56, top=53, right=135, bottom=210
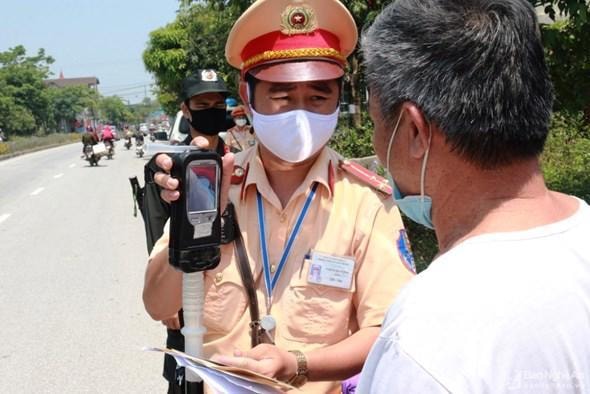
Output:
left=0, top=143, right=168, bottom=393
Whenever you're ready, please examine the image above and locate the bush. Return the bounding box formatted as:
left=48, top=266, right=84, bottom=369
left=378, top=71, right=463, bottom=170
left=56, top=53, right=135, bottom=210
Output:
left=403, top=219, right=438, bottom=273
left=329, top=115, right=375, bottom=158
left=542, top=112, right=590, bottom=203
left=0, top=142, right=8, bottom=155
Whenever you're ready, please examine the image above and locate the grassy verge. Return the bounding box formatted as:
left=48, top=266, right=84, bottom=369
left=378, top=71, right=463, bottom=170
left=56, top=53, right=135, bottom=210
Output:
left=0, top=133, right=80, bottom=158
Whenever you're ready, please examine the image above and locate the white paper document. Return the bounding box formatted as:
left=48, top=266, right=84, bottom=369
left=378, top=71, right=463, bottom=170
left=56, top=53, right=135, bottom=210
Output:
left=145, top=347, right=298, bottom=394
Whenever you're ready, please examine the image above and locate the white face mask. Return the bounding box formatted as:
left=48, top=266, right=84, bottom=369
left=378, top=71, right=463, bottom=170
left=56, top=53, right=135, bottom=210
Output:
left=235, top=118, right=247, bottom=127
left=250, top=107, right=339, bottom=163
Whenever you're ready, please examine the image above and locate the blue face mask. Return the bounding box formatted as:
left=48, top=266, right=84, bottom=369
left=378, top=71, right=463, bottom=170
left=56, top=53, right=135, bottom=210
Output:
left=385, top=112, right=434, bottom=229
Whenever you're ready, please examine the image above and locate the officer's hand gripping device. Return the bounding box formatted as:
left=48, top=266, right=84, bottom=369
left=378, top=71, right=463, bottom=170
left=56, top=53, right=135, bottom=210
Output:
left=168, top=147, right=222, bottom=384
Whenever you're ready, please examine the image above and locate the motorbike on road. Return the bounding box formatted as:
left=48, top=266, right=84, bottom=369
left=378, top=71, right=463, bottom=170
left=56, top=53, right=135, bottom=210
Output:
left=105, top=140, right=115, bottom=160
left=135, top=141, right=145, bottom=158
left=124, top=138, right=132, bottom=150
left=83, top=144, right=101, bottom=166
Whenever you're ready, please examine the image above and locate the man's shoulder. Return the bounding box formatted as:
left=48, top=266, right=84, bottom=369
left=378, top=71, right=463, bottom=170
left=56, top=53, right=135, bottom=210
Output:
left=232, top=146, right=256, bottom=167
left=327, top=149, right=392, bottom=202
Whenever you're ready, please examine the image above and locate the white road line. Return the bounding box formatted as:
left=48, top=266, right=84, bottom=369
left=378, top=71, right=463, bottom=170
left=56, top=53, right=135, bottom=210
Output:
left=69, top=163, right=76, bottom=168
left=30, top=187, right=45, bottom=196
left=0, top=213, right=10, bottom=224
left=54, top=173, right=64, bottom=179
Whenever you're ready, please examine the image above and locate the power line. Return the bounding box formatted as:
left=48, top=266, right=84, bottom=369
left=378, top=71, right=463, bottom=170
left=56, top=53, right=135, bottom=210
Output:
left=99, top=81, right=153, bottom=90
left=100, top=84, right=154, bottom=95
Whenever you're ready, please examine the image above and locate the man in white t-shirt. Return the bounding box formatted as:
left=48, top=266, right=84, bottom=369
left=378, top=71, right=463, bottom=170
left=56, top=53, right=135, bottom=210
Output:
left=358, top=0, right=590, bottom=392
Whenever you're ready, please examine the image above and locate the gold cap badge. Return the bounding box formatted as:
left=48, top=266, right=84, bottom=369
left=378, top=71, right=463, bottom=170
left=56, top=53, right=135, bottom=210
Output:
left=280, top=4, right=317, bottom=35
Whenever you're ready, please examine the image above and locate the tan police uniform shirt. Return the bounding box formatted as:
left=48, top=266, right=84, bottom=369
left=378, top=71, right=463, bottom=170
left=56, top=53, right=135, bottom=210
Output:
left=150, top=146, right=414, bottom=393
left=225, top=125, right=256, bottom=152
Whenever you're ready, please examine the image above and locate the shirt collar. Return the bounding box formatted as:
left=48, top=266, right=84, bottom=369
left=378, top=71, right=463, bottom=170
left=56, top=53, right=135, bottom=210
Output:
left=240, top=147, right=335, bottom=202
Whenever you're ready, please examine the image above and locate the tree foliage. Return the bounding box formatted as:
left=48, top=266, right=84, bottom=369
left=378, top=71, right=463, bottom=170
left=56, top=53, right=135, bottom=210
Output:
left=143, top=21, right=190, bottom=114
left=128, top=97, right=161, bottom=125
left=0, top=46, right=54, bottom=135
left=46, top=85, right=98, bottom=131
left=542, top=112, right=590, bottom=202
left=99, top=96, right=133, bottom=126
left=542, top=19, right=590, bottom=116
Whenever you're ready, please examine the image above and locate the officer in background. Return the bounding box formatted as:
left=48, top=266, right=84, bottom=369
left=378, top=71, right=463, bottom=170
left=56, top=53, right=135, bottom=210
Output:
left=225, top=105, right=256, bottom=152
left=143, top=1, right=414, bottom=392
left=141, top=70, right=230, bottom=394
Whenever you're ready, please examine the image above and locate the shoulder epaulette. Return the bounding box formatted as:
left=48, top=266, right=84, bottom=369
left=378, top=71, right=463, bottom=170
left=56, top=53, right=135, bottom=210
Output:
left=338, top=159, right=392, bottom=196
left=231, top=165, right=246, bottom=185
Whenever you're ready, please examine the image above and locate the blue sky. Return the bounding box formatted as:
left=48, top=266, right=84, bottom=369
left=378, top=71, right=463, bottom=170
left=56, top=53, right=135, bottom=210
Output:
left=0, top=0, right=179, bottom=103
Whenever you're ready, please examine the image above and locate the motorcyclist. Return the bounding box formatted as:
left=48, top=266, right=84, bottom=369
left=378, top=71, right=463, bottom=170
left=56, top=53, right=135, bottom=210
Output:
left=135, top=129, right=145, bottom=146
left=81, top=126, right=98, bottom=156
left=124, top=126, right=133, bottom=149
left=102, top=126, right=114, bottom=145
left=101, top=126, right=115, bottom=156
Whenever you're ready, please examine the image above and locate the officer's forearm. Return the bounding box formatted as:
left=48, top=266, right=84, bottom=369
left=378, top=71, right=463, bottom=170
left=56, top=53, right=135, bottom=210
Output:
left=143, top=248, right=182, bottom=321
left=305, top=326, right=380, bottom=381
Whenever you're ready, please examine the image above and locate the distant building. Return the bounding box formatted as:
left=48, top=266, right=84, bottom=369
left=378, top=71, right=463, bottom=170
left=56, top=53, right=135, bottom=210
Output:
left=45, top=76, right=100, bottom=90
left=44, top=72, right=100, bottom=132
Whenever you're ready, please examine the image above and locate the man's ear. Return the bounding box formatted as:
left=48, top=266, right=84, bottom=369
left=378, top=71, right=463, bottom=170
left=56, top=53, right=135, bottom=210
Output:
left=403, top=103, right=431, bottom=159
left=180, top=101, right=190, bottom=119
left=239, top=81, right=250, bottom=113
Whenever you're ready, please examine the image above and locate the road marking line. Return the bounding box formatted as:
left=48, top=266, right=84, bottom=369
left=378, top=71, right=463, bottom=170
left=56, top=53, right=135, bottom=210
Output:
left=0, top=213, right=10, bottom=224
left=30, top=187, right=45, bottom=196
left=54, top=173, right=64, bottom=179
left=69, top=163, right=76, bottom=168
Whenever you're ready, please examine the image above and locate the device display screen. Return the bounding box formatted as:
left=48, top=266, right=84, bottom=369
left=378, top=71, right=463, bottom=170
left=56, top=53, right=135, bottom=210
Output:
left=186, top=162, right=217, bottom=213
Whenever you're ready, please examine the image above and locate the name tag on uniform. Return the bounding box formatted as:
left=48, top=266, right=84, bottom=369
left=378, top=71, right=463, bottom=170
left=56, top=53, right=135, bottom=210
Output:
left=307, top=251, right=355, bottom=290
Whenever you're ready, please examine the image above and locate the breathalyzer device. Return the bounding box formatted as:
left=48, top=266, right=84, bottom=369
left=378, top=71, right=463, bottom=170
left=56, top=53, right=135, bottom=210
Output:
left=169, top=149, right=223, bottom=273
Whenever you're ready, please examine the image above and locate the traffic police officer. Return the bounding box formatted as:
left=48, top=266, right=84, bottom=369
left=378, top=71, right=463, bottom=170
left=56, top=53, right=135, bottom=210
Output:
left=225, top=106, right=256, bottom=152
left=143, top=1, right=415, bottom=392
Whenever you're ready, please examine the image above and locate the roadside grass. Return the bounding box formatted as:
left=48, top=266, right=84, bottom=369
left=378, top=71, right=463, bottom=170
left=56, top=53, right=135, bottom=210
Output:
left=0, top=133, right=80, bottom=157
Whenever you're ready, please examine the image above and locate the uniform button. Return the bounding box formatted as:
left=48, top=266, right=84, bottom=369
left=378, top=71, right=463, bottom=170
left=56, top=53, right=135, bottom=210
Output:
left=215, top=273, right=223, bottom=283
left=270, top=264, right=276, bottom=274
left=280, top=214, right=287, bottom=223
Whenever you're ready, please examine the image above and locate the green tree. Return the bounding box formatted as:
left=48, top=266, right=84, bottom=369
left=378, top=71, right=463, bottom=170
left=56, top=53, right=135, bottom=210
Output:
left=99, top=96, right=132, bottom=126
left=143, top=1, right=255, bottom=115
left=542, top=16, right=590, bottom=119
left=129, top=97, right=161, bottom=124
left=143, top=20, right=189, bottom=115
left=46, top=85, right=98, bottom=132
left=0, top=93, right=36, bottom=136
left=0, top=45, right=54, bottom=135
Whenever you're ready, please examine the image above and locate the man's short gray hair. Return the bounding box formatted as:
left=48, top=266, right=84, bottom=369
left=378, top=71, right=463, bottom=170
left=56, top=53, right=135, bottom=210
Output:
left=362, top=0, right=554, bottom=169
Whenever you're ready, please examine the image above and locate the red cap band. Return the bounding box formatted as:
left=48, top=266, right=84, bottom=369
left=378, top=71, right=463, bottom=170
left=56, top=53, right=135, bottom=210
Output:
left=241, top=29, right=344, bottom=72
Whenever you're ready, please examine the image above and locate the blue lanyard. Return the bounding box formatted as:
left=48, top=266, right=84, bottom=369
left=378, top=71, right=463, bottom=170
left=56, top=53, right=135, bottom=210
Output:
left=256, top=182, right=319, bottom=309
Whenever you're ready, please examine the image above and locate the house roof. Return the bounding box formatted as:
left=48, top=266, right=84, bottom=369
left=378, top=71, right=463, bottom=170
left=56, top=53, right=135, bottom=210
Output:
left=44, top=77, right=100, bottom=88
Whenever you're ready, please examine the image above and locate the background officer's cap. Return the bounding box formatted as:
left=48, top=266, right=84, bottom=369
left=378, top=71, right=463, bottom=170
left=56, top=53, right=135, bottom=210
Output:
left=182, top=69, right=229, bottom=101
left=231, top=106, right=247, bottom=117
left=225, top=0, right=357, bottom=83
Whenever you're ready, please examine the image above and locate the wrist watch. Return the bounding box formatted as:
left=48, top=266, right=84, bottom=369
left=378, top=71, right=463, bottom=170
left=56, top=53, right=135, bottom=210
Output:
left=286, top=350, right=308, bottom=388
